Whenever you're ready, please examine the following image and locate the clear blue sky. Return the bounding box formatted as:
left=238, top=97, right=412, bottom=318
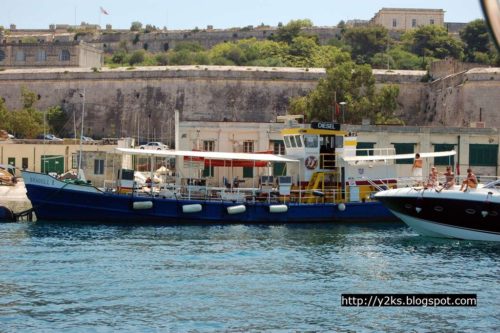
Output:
left=2, top=0, right=484, bottom=30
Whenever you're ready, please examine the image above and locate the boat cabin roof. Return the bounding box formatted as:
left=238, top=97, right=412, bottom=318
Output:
left=342, top=150, right=456, bottom=162
left=281, top=128, right=348, bottom=136
left=116, top=148, right=299, bottom=163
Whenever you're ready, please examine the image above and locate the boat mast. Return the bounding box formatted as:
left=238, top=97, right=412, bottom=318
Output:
left=78, top=88, right=85, bottom=180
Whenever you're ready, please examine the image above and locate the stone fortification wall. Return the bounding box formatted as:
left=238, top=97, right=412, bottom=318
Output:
left=81, top=27, right=340, bottom=53
left=0, top=65, right=498, bottom=143
left=423, top=68, right=500, bottom=127
left=0, top=66, right=324, bottom=142
left=430, top=58, right=487, bottom=79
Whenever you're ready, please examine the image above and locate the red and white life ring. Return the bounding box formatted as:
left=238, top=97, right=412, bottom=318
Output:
left=305, top=156, right=318, bottom=170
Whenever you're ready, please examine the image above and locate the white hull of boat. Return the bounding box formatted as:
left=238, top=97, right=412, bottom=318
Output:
left=391, top=210, right=500, bottom=242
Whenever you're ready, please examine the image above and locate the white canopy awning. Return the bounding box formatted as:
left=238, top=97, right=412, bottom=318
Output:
left=342, top=150, right=456, bottom=162
left=115, top=148, right=299, bottom=163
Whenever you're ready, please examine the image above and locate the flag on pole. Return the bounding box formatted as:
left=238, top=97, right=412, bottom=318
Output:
left=100, top=6, right=109, bottom=15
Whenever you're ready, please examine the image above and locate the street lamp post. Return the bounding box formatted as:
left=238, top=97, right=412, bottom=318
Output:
left=339, top=102, right=346, bottom=124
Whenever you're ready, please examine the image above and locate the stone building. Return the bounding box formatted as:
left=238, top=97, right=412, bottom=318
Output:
left=370, top=8, right=445, bottom=31
left=0, top=41, right=103, bottom=68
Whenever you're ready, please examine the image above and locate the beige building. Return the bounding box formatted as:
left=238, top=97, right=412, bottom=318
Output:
left=0, top=140, right=124, bottom=186
left=0, top=41, right=103, bottom=68
left=371, top=8, right=445, bottom=31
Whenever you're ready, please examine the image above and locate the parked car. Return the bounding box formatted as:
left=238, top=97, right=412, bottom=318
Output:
left=38, top=134, right=63, bottom=141
left=7, top=133, right=15, bottom=139
left=138, top=142, right=169, bottom=150
left=81, top=136, right=95, bottom=142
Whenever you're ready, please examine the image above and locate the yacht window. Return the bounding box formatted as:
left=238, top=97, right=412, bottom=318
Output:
left=304, top=135, right=318, bottom=148
left=289, top=135, right=297, bottom=148
left=295, top=135, right=303, bottom=147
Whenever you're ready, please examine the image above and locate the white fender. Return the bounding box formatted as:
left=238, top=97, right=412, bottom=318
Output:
left=227, top=205, right=246, bottom=215
left=182, top=204, right=202, bottom=213
left=132, top=201, right=153, bottom=210
left=269, top=204, right=288, bottom=213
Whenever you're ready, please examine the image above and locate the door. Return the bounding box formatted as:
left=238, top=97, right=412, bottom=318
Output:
left=41, top=155, right=64, bottom=174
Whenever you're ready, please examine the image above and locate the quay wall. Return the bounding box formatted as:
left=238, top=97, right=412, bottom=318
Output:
left=1, top=66, right=499, bottom=142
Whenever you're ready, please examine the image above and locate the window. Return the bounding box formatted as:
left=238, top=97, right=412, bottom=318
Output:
left=36, top=49, right=47, bottom=62
left=430, top=19, right=435, bottom=25
left=0, top=50, right=5, bottom=62
left=289, top=136, right=297, bottom=148
left=243, top=141, right=254, bottom=153
left=202, top=166, right=214, bottom=177
left=272, top=140, right=285, bottom=155
left=393, top=143, right=414, bottom=164
left=22, top=158, right=28, bottom=170
left=412, top=19, right=417, bottom=27
left=295, top=135, right=303, bottom=147
left=284, top=136, right=291, bottom=148
left=469, top=144, right=498, bottom=166
left=7, top=157, right=15, bottom=167
left=203, top=140, right=215, bottom=152
left=356, top=142, right=375, bottom=156
left=304, top=135, right=318, bottom=148
left=434, top=144, right=455, bottom=166
left=243, top=167, right=253, bottom=178
left=60, top=49, right=70, bottom=61
left=94, top=159, right=104, bottom=175
left=15, top=51, right=25, bottom=62
left=392, top=19, right=397, bottom=27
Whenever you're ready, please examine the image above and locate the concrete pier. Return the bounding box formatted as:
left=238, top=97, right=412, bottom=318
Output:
left=0, top=181, right=32, bottom=213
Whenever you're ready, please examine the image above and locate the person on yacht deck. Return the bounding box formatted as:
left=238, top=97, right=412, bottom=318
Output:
left=459, top=168, right=478, bottom=191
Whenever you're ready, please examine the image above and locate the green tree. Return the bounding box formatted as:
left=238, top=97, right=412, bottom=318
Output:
left=289, top=61, right=401, bottom=124
left=343, top=25, right=390, bottom=64
left=128, top=50, right=145, bottom=65
left=144, top=24, right=158, bottom=33
left=0, top=97, right=11, bottom=131
left=373, top=85, right=403, bottom=125
left=130, top=21, right=143, bottom=32
left=155, top=53, right=169, bottom=65
left=403, top=25, right=464, bottom=60
left=370, top=52, right=395, bottom=69
left=270, top=19, right=313, bottom=44
left=174, top=41, right=204, bottom=52
left=286, top=36, right=317, bottom=67
left=387, top=46, right=424, bottom=69
left=46, top=106, right=68, bottom=134
left=460, top=19, right=491, bottom=62
left=111, top=50, right=127, bottom=64
left=168, top=50, right=195, bottom=65
left=7, top=87, right=44, bottom=138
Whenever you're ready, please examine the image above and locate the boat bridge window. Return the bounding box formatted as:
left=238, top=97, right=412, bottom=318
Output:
left=284, top=136, right=291, bottom=148
left=304, top=135, right=318, bottom=148
left=335, top=136, right=343, bottom=148
left=295, top=135, right=303, bottom=147
left=289, top=136, right=297, bottom=148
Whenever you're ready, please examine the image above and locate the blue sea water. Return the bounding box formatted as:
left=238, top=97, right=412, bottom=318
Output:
left=0, top=221, right=498, bottom=332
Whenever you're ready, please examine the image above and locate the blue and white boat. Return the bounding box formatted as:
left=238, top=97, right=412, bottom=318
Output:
left=21, top=122, right=454, bottom=224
